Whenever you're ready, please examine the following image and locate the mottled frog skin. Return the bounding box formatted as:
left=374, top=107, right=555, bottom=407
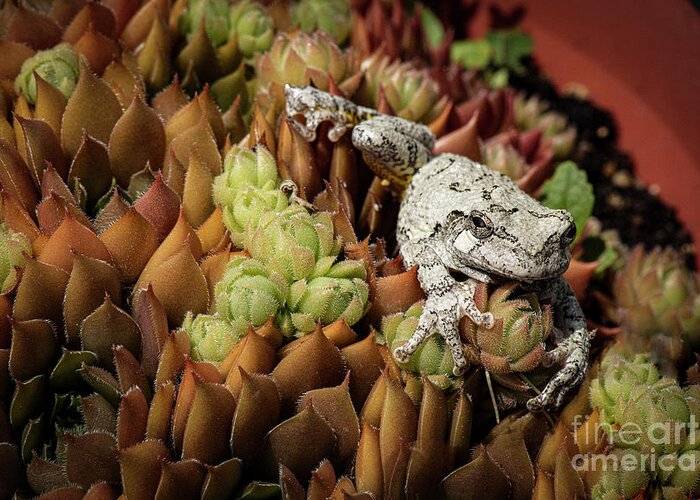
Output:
left=286, top=85, right=593, bottom=411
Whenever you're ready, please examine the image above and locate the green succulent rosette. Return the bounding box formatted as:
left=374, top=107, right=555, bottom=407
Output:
left=183, top=312, right=247, bottom=362
left=381, top=302, right=455, bottom=388
left=291, top=0, right=353, bottom=45
left=356, top=52, right=449, bottom=124
left=213, top=145, right=289, bottom=247
left=229, top=0, right=275, bottom=58
left=15, top=43, right=79, bottom=104
left=215, top=255, right=289, bottom=333
left=287, top=259, right=369, bottom=336
left=178, top=0, right=232, bottom=47
left=0, top=223, right=31, bottom=294
left=613, top=246, right=700, bottom=349
left=513, top=93, right=577, bottom=159
left=244, top=205, right=341, bottom=282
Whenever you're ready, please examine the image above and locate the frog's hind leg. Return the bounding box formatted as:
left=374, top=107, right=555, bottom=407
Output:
left=352, top=116, right=434, bottom=188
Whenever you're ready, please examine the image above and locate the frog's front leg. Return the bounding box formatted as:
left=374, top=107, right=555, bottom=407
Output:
left=526, top=277, right=594, bottom=411
left=394, top=239, right=494, bottom=376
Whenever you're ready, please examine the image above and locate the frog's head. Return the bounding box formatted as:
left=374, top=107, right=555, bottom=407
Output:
left=443, top=180, right=576, bottom=282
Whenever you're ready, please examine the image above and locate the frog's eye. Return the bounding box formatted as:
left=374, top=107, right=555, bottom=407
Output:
left=468, top=210, right=493, bottom=239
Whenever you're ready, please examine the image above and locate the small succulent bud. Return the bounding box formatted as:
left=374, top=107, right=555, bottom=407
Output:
left=0, top=223, right=31, bottom=294
left=481, top=141, right=527, bottom=180
left=381, top=301, right=454, bottom=378
left=229, top=0, right=275, bottom=58
left=287, top=263, right=369, bottom=335
left=212, top=145, right=288, bottom=247
left=215, top=255, right=288, bottom=332
left=513, top=93, right=577, bottom=159
left=461, top=282, right=552, bottom=374
left=244, top=205, right=341, bottom=282
left=178, top=0, right=232, bottom=47
left=15, top=43, right=79, bottom=104
left=614, top=246, right=700, bottom=349
left=183, top=312, right=246, bottom=362
left=291, top=0, right=353, bottom=45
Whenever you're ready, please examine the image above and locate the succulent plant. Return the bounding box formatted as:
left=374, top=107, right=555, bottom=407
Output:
left=460, top=282, right=552, bottom=376
left=291, top=0, right=353, bottom=45
left=183, top=312, right=246, bottom=362
left=178, top=0, right=232, bottom=47
left=513, top=93, right=577, bottom=159
left=356, top=51, right=450, bottom=124
left=0, top=223, right=30, bottom=294
left=614, top=245, right=700, bottom=349
left=229, top=0, right=275, bottom=58
left=15, top=43, right=79, bottom=104
left=255, top=30, right=361, bottom=112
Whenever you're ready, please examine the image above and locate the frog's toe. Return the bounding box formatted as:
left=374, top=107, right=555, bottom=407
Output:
left=393, top=345, right=411, bottom=363
left=482, top=312, right=494, bottom=329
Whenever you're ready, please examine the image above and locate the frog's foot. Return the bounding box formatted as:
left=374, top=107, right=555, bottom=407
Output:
left=352, top=116, right=434, bottom=189
left=526, top=328, right=593, bottom=411
left=393, top=285, right=482, bottom=377
left=280, top=179, right=315, bottom=210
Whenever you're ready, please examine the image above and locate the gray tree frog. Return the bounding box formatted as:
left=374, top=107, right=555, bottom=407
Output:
left=285, top=84, right=593, bottom=411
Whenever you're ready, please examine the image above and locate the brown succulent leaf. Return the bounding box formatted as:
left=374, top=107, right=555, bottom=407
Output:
left=246, top=105, right=276, bottom=158
left=169, top=118, right=222, bottom=177
left=486, top=428, right=535, bottom=500
left=40, top=164, right=76, bottom=204
left=114, top=345, right=151, bottom=401
left=146, top=241, right=209, bottom=326
left=79, top=363, right=122, bottom=407
left=27, top=453, right=68, bottom=494
left=34, top=73, right=68, bottom=138
left=441, top=446, right=510, bottom=500
left=231, top=370, right=280, bottom=465
left=201, top=458, right=243, bottom=500
left=313, top=182, right=357, bottom=246
left=406, top=376, right=448, bottom=498
left=65, top=431, right=120, bottom=488
left=355, top=420, right=382, bottom=497
left=0, top=40, right=35, bottom=80
left=164, top=95, right=205, bottom=146
left=80, top=393, right=117, bottom=434
left=152, top=75, right=189, bottom=122
left=380, top=379, right=418, bottom=498
left=14, top=258, right=69, bottom=327
left=103, top=59, right=143, bottom=110
left=448, top=387, right=473, bottom=469
left=536, top=421, right=579, bottom=474
left=4, top=5, right=62, bottom=50
left=279, top=464, right=306, bottom=500
left=39, top=210, right=111, bottom=272
left=0, top=138, right=40, bottom=214
left=434, top=112, right=481, bottom=161
left=368, top=267, right=425, bottom=323
left=200, top=249, right=232, bottom=313
left=94, top=188, right=129, bottom=234
left=182, top=150, right=215, bottom=228
left=197, top=205, right=227, bottom=254
left=80, top=295, right=142, bottom=371
left=9, top=319, right=59, bottom=381
left=359, top=368, right=388, bottom=428
left=221, top=328, right=276, bottom=397
left=120, top=0, right=169, bottom=50
left=117, top=386, right=148, bottom=450
left=102, top=0, right=140, bottom=36
left=0, top=191, right=40, bottom=244
left=108, top=91, right=165, bottom=188
left=154, top=459, right=206, bottom=500
left=182, top=379, right=236, bottom=464
left=154, top=329, right=191, bottom=387
left=133, top=283, right=169, bottom=381
left=175, top=22, right=220, bottom=87
left=100, top=207, right=159, bottom=282
left=171, top=359, right=201, bottom=453
left=222, top=95, right=247, bottom=144
left=83, top=481, right=119, bottom=500
left=68, top=132, right=113, bottom=209
left=119, top=439, right=173, bottom=500
left=297, top=373, right=360, bottom=469
left=533, top=468, right=555, bottom=500
left=307, top=459, right=337, bottom=500
left=136, top=15, right=173, bottom=93
left=18, top=115, right=67, bottom=184
left=146, top=381, right=176, bottom=442
left=73, top=24, right=119, bottom=75
left=9, top=373, right=49, bottom=431
left=272, top=324, right=346, bottom=414
left=262, top=404, right=336, bottom=482
left=37, top=192, right=92, bottom=236
left=133, top=172, right=180, bottom=243
left=61, top=57, right=122, bottom=158
left=553, top=447, right=585, bottom=499
left=163, top=146, right=186, bottom=197
left=196, top=87, right=226, bottom=147
left=62, top=2, right=115, bottom=43
left=64, top=252, right=122, bottom=345
left=36, top=487, right=86, bottom=500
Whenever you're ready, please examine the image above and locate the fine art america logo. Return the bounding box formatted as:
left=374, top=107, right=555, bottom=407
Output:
left=570, top=414, right=700, bottom=473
